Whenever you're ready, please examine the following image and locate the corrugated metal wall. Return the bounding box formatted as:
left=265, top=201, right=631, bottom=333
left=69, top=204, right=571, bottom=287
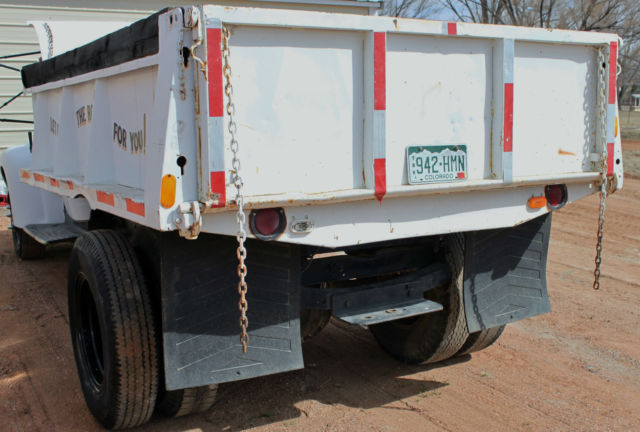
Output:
left=0, top=0, right=377, bottom=150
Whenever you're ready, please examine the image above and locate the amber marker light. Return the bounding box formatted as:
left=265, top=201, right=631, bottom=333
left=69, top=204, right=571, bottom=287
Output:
left=528, top=196, right=547, bottom=209
left=160, top=174, right=177, bottom=208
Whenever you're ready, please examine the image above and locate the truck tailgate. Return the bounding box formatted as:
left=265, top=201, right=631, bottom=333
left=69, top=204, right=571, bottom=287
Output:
left=198, top=6, right=622, bottom=208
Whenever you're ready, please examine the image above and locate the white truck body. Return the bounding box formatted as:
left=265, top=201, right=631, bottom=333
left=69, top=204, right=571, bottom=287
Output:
left=14, top=5, right=622, bottom=248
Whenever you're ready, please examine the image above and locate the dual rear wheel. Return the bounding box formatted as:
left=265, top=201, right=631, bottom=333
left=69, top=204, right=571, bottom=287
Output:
left=69, top=230, right=500, bottom=428
left=369, top=234, right=505, bottom=364
left=67, top=230, right=217, bottom=429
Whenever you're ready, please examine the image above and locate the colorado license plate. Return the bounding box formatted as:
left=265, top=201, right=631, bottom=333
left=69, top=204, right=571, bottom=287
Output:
left=406, top=145, right=467, bottom=185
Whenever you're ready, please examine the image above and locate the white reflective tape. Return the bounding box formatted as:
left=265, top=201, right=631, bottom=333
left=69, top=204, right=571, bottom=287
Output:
left=207, top=117, right=225, bottom=171
left=373, top=109, right=385, bottom=159
left=606, top=104, right=616, bottom=143
left=503, top=152, right=513, bottom=183
left=503, top=39, right=514, bottom=84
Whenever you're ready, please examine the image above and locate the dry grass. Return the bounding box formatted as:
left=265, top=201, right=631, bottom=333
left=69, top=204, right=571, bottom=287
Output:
left=620, top=110, right=640, bottom=140
left=623, top=150, right=640, bottom=178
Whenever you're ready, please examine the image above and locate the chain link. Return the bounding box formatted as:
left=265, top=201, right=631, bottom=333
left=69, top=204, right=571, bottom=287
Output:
left=593, top=47, right=608, bottom=291
left=222, top=26, right=249, bottom=352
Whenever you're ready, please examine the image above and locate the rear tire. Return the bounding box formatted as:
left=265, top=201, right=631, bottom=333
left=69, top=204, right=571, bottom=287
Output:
left=369, top=234, right=469, bottom=364
left=68, top=230, right=159, bottom=430
left=157, top=385, right=218, bottom=418
left=301, top=308, right=331, bottom=341
left=12, top=226, right=45, bottom=260
left=457, top=325, right=506, bottom=356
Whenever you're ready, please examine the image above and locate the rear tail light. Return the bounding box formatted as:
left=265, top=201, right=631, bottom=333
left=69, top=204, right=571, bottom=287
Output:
left=545, top=184, right=567, bottom=209
left=250, top=208, right=286, bottom=240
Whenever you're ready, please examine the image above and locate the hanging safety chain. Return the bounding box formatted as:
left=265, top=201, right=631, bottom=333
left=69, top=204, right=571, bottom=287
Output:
left=222, top=26, right=249, bottom=352
left=593, top=46, right=610, bottom=291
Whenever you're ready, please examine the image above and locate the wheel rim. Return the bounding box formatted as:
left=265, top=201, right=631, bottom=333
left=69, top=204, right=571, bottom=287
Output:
left=76, top=274, right=105, bottom=392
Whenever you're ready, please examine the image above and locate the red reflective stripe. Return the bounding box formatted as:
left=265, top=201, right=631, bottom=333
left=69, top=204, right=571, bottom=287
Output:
left=503, top=83, right=514, bottom=152
left=374, top=158, right=386, bottom=203
left=20, top=170, right=30, bottom=179
left=33, top=173, right=45, bottom=183
left=607, top=142, right=614, bottom=176
left=66, top=181, right=74, bottom=190
left=210, top=171, right=226, bottom=207
left=207, top=28, right=224, bottom=118
left=608, top=42, right=617, bottom=105
left=374, top=32, right=386, bottom=111
left=125, top=199, right=145, bottom=217
left=49, top=178, right=59, bottom=187
left=96, top=191, right=114, bottom=206
left=448, top=22, right=457, bottom=35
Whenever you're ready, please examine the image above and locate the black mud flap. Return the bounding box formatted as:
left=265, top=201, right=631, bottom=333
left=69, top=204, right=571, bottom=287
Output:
left=463, top=213, right=552, bottom=333
left=160, top=233, right=304, bottom=390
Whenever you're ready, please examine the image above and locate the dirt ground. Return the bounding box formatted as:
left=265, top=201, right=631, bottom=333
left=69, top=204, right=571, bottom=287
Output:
left=621, top=110, right=640, bottom=140
left=1, top=172, right=639, bottom=432
left=623, top=139, right=640, bottom=178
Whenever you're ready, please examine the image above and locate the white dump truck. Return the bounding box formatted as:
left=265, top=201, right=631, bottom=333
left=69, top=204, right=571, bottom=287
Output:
left=0, top=1, right=623, bottom=429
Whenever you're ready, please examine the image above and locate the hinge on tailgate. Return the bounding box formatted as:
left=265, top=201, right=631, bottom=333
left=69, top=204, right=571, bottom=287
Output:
left=182, top=7, right=207, bottom=75
left=175, top=201, right=202, bottom=240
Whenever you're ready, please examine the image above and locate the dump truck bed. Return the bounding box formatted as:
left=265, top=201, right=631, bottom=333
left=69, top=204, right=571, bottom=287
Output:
left=19, top=5, right=623, bottom=247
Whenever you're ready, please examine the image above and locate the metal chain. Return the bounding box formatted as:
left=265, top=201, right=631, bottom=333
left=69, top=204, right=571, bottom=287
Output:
left=222, top=26, right=249, bottom=352
left=593, top=47, right=608, bottom=291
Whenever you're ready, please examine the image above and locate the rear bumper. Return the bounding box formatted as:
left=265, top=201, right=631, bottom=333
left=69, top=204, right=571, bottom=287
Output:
left=200, top=180, right=593, bottom=248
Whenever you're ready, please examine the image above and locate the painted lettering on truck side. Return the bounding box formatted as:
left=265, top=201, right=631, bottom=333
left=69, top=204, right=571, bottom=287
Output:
left=114, top=122, right=127, bottom=150
left=50, top=117, right=58, bottom=136
left=76, top=105, right=92, bottom=128
left=129, top=114, right=146, bottom=155
left=113, top=115, right=146, bottom=155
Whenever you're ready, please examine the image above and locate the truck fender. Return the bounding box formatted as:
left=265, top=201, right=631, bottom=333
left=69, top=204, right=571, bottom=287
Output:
left=0, top=144, right=65, bottom=228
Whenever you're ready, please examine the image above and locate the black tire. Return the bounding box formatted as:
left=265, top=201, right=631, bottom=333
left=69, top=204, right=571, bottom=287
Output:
left=300, top=308, right=331, bottom=341
left=68, top=230, right=159, bottom=430
left=369, top=234, right=469, bottom=364
left=12, top=226, right=46, bottom=260
left=157, top=385, right=218, bottom=418
left=457, top=325, right=506, bottom=356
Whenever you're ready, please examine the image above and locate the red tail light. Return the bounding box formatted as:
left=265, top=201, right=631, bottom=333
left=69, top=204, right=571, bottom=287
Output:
left=545, top=184, right=567, bottom=209
left=250, top=208, right=286, bottom=240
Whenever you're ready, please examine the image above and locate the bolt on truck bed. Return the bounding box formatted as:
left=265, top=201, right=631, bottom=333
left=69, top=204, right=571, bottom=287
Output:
left=4, top=4, right=624, bottom=430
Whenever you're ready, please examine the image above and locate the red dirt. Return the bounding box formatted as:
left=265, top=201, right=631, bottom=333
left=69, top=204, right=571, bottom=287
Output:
left=1, top=180, right=639, bottom=432
left=623, top=139, right=640, bottom=151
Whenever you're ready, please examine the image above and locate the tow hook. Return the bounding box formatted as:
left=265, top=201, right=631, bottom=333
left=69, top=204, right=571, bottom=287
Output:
left=175, top=201, right=203, bottom=240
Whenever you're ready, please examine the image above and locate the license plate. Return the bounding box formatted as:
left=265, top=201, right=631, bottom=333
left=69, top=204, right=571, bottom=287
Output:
left=406, top=145, right=467, bottom=185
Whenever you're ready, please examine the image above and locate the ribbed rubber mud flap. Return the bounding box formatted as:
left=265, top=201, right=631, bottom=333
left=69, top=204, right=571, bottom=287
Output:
left=463, top=213, right=552, bottom=333
left=160, top=233, right=304, bottom=390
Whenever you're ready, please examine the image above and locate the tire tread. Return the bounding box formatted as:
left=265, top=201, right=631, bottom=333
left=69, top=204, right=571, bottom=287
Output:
left=457, top=325, right=506, bottom=356
left=70, top=230, right=158, bottom=430
left=157, top=385, right=218, bottom=418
